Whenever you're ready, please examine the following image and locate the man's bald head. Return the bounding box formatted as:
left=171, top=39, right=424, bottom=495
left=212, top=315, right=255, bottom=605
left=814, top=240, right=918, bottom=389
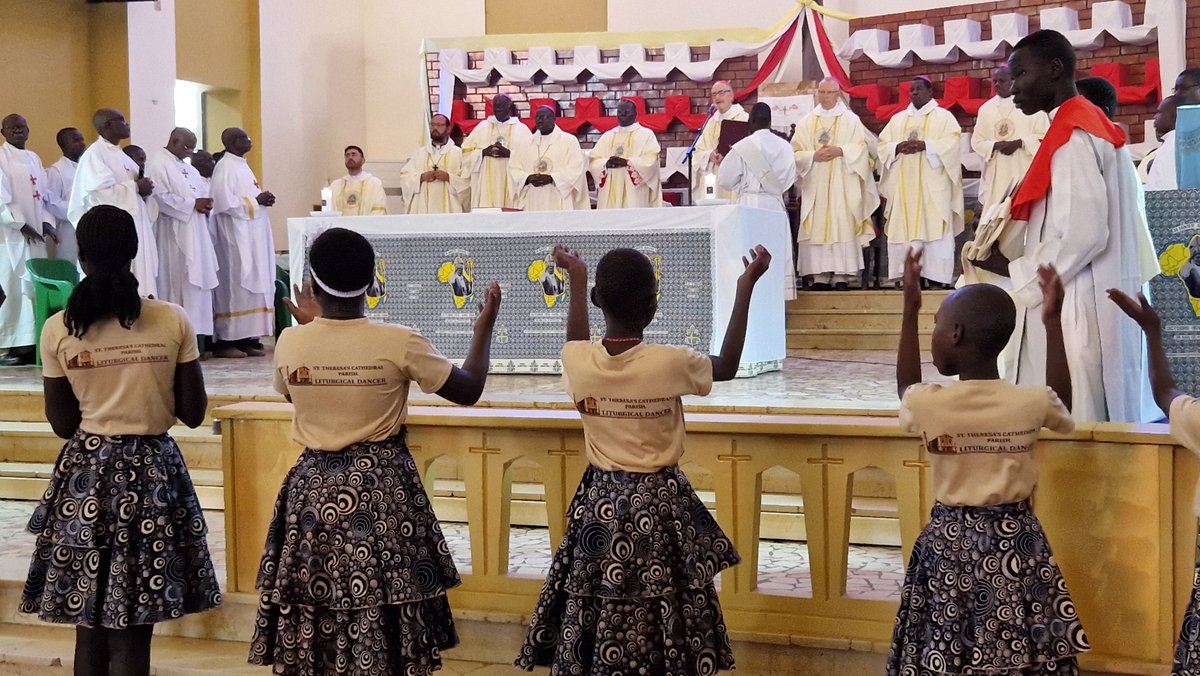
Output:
left=711, top=80, right=735, bottom=113
left=166, top=127, right=198, bottom=160
left=816, top=78, right=842, bottom=110
left=92, top=108, right=130, bottom=144
left=221, top=127, right=252, bottom=157
left=493, top=95, right=514, bottom=122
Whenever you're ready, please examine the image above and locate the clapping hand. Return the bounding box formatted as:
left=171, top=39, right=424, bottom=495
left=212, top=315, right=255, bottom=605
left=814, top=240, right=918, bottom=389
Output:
left=1108, top=288, right=1161, bottom=335
left=283, top=279, right=320, bottom=325
left=552, top=244, right=586, bottom=277
left=476, top=281, right=502, bottom=329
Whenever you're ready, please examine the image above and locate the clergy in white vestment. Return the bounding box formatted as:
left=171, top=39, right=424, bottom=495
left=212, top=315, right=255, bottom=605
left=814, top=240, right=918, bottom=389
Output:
left=400, top=114, right=469, bottom=214
left=68, top=109, right=159, bottom=297
left=718, top=102, right=799, bottom=299
left=0, top=114, right=54, bottom=363
left=1145, top=95, right=1182, bottom=191
left=589, top=100, right=663, bottom=209
left=209, top=127, right=275, bottom=358
left=878, top=77, right=964, bottom=285
left=330, top=145, right=387, bottom=215
left=44, top=127, right=85, bottom=263
left=973, top=30, right=1160, bottom=423
left=972, top=66, right=1050, bottom=214
left=461, top=94, right=530, bottom=210
left=691, top=80, right=748, bottom=202
left=508, top=106, right=588, bottom=212
left=147, top=128, right=218, bottom=336
left=792, top=79, right=880, bottom=290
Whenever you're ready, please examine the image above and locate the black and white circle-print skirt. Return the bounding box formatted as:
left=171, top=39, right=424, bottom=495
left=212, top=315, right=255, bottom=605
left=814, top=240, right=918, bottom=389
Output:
left=886, top=500, right=1090, bottom=676
left=1173, top=567, right=1200, bottom=675
left=20, top=430, right=222, bottom=628
left=515, top=464, right=740, bottom=676
left=249, top=430, right=460, bottom=676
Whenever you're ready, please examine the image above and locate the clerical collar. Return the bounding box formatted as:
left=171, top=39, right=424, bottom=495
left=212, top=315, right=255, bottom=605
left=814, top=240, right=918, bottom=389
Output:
left=814, top=101, right=848, bottom=117
left=908, top=99, right=938, bottom=115
left=491, top=116, right=519, bottom=126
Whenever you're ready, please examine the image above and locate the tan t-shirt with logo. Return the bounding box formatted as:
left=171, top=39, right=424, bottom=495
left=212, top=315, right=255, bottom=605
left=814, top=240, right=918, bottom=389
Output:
left=899, top=380, right=1074, bottom=506
left=274, top=318, right=453, bottom=451
left=41, top=299, right=200, bottom=436
left=562, top=341, right=713, bottom=473
left=1170, top=395, right=1200, bottom=515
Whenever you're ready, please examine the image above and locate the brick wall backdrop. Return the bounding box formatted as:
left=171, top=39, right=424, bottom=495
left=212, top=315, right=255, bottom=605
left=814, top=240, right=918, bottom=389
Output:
left=426, top=48, right=760, bottom=160
left=844, top=0, right=1200, bottom=143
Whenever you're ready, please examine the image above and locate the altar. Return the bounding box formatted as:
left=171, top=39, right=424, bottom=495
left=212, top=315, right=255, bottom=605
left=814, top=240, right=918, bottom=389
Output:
left=287, top=205, right=788, bottom=376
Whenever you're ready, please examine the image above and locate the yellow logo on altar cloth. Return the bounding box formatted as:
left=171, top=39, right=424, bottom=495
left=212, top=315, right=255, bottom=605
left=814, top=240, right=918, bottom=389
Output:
left=1159, top=236, right=1200, bottom=316
left=527, top=251, right=566, bottom=308
left=635, top=247, right=664, bottom=302
left=366, top=259, right=387, bottom=309
left=436, top=251, right=475, bottom=309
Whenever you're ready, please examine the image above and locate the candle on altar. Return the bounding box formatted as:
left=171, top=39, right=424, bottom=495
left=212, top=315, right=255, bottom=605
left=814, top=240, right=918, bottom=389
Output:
left=704, top=172, right=716, bottom=198
left=320, top=187, right=332, bottom=212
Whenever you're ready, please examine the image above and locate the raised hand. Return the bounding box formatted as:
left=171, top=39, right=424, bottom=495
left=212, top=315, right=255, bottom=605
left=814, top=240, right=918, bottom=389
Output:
left=1037, top=264, right=1064, bottom=323
left=902, top=246, right=923, bottom=311
left=476, top=281, right=502, bottom=329
left=739, top=245, right=772, bottom=285
left=552, top=244, right=586, bottom=277
left=283, top=279, right=320, bottom=325
left=1108, top=288, right=1161, bottom=334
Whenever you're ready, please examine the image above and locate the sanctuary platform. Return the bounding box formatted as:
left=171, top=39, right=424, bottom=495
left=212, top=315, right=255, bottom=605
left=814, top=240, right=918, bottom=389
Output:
left=0, top=293, right=1192, bottom=675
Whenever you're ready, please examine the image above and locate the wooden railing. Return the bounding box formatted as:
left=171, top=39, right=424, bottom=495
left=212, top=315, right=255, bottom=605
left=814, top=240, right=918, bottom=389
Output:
left=215, top=402, right=1197, bottom=673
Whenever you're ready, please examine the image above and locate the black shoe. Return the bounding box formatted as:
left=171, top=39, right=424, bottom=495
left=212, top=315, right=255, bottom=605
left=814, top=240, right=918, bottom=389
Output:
left=834, top=282, right=849, bottom=291
left=0, top=354, right=23, bottom=366
left=810, top=282, right=833, bottom=291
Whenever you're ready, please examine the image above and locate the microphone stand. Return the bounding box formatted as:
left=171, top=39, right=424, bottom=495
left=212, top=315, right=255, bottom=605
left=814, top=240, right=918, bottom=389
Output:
left=682, top=105, right=717, bottom=206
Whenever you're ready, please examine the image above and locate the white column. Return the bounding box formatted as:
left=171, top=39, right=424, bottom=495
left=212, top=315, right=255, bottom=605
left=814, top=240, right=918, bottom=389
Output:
left=126, top=0, right=178, bottom=149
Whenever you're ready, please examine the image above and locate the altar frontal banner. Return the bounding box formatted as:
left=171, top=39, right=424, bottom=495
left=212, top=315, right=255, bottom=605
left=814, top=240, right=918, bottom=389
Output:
left=1145, top=190, right=1200, bottom=395
left=288, top=205, right=787, bottom=376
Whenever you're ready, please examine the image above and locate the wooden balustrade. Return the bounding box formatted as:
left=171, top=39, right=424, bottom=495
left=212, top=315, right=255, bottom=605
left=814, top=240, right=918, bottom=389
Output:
left=215, top=402, right=1196, bottom=673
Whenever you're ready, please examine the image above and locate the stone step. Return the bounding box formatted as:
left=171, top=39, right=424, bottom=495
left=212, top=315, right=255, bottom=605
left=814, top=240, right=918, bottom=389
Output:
left=786, top=309, right=936, bottom=332
left=787, top=328, right=930, bottom=351
left=787, top=289, right=949, bottom=312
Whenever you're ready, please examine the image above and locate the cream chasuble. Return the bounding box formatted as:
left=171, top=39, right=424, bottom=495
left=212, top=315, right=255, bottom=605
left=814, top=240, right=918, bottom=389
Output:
left=588, top=123, right=662, bottom=209
left=971, top=95, right=1048, bottom=213
left=792, top=102, right=880, bottom=277
left=330, top=173, right=387, bottom=216
left=400, top=142, right=468, bottom=215
left=508, top=127, right=588, bottom=211
left=691, top=105, right=748, bottom=202
left=462, top=117, right=531, bottom=209
left=878, top=100, right=964, bottom=283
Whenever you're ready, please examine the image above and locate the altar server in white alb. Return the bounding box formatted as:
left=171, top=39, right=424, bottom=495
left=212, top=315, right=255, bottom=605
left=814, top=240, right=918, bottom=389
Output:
left=462, top=94, right=530, bottom=209
left=691, top=80, right=748, bottom=202
left=792, top=79, right=880, bottom=290
left=878, top=77, right=964, bottom=286
left=1145, top=95, right=1182, bottom=191
left=147, top=128, right=218, bottom=337
left=972, top=65, right=1050, bottom=214
left=589, top=100, right=663, bottom=209
left=0, top=114, right=54, bottom=365
left=509, top=105, right=588, bottom=211
left=718, top=102, right=798, bottom=298
left=400, top=114, right=469, bottom=215
left=69, top=108, right=159, bottom=297
left=329, top=145, right=387, bottom=215
left=972, top=29, right=1160, bottom=423
left=44, top=128, right=85, bottom=263
left=209, top=127, right=275, bottom=359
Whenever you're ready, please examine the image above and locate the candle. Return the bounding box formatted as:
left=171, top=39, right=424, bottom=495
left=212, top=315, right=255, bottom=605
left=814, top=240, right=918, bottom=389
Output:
left=320, top=187, right=333, bottom=212
left=703, top=172, right=716, bottom=197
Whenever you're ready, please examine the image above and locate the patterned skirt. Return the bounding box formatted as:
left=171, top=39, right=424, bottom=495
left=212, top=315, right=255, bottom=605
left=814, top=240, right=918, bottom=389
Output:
left=19, top=431, right=222, bottom=628
left=887, top=500, right=1089, bottom=676
left=248, top=431, right=460, bottom=676
left=1174, top=566, right=1200, bottom=675
left=515, top=464, right=740, bottom=676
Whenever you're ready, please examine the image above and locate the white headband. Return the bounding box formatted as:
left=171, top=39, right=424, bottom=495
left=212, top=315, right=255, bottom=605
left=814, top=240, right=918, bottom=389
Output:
left=310, top=269, right=370, bottom=298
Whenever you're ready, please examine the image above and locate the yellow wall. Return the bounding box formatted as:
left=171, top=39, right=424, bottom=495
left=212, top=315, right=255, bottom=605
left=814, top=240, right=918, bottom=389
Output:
left=176, top=0, right=262, bottom=178
left=0, top=0, right=127, bottom=161
left=485, top=0, right=607, bottom=34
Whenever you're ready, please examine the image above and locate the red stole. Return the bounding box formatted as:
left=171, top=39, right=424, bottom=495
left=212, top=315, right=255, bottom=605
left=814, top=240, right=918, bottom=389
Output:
left=1010, top=95, right=1126, bottom=221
